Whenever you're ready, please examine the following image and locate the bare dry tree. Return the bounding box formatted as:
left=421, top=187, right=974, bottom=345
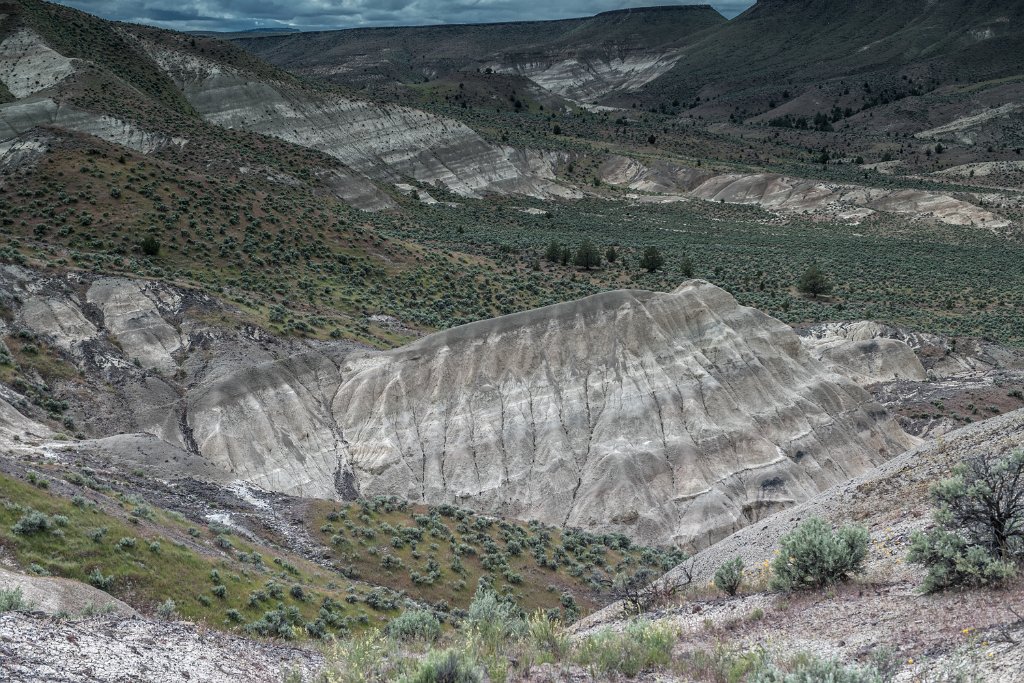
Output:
left=598, top=560, right=694, bottom=615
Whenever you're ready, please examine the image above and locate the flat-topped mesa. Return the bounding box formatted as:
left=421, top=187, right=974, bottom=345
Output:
left=319, top=281, right=913, bottom=549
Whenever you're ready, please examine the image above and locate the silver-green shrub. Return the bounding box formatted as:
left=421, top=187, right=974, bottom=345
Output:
left=714, top=557, right=744, bottom=596
left=770, top=518, right=868, bottom=590
left=387, top=609, right=441, bottom=642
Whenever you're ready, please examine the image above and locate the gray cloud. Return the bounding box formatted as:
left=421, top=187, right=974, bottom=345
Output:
left=54, top=0, right=756, bottom=32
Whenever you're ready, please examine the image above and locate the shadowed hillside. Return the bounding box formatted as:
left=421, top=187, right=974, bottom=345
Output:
left=628, top=0, right=1024, bottom=112
left=233, top=5, right=726, bottom=98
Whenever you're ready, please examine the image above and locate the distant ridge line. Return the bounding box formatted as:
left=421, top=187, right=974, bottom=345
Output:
left=225, top=4, right=720, bottom=38
left=596, top=5, right=717, bottom=17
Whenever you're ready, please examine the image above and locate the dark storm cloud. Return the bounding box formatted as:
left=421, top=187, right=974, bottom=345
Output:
left=53, top=0, right=756, bottom=32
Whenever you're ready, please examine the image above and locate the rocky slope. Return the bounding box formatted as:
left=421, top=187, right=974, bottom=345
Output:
left=233, top=0, right=1024, bottom=150
left=0, top=567, right=135, bottom=618
left=628, top=0, right=1024, bottom=112
left=800, top=330, right=926, bottom=388
left=0, top=15, right=192, bottom=154
left=139, top=38, right=575, bottom=199
left=0, top=613, right=320, bottom=683
left=801, top=320, right=1024, bottom=438
left=0, top=26, right=74, bottom=98
left=2, top=266, right=915, bottom=549
left=577, top=406, right=1024, bottom=682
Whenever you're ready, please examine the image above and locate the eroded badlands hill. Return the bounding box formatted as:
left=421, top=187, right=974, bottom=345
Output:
left=0, top=0, right=574, bottom=201
left=1, top=267, right=914, bottom=549
left=321, top=281, right=914, bottom=548
left=598, top=155, right=1011, bottom=229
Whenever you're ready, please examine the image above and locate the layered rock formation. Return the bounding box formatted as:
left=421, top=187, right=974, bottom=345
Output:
left=0, top=97, right=186, bottom=154
left=0, top=27, right=186, bottom=153
left=485, top=52, right=686, bottom=104
left=0, top=5, right=577, bottom=203
left=800, top=319, right=1024, bottom=438
left=183, top=281, right=913, bottom=548
left=800, top=323, right=926, bottom=387
left=2, top=267, right=914, bottom=548
left=802, top=320, right=1024, bottom=379
left=0, top=27, right=75, bottom=98
left=140, top=41, right=576, bottom=199
left=599, top=155, right=1011, bottom=229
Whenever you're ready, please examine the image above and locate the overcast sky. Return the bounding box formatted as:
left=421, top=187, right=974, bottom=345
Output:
left=54, top=0, right=756, bottom=32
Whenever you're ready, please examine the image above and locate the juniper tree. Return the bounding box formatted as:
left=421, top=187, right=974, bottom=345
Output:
left=639, top=246, right=664, bottom=273
left=680, top=255, right=695, bottom=279
left=798, top=263, right=832, bottom=297
left=909, top=451, right=1024, bottom=591
left=574, top=240, right=600, bottom=270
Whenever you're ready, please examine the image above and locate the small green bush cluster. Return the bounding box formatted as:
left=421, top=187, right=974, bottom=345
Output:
left=25, top=471, right=49, bottom=489
left=387, top=609, right=441, bottom=642
left=575, top=620, right=676, bottom=678
left=526, top=611, right=569, bottom=662
left=464, top=586, right=526, bottom=644
left=770, top=518, right=868, bottom=590
left=752, top=654, right=885, bottom=682
left=714, top=557, right=744, bottom=596
left=401, top=650, right=481, bottom=683
left=245, top=603, right=305, bottom=639
left=365, top=587, right=398, bottom=611
left=0, top=587, right=33, bottom=613
left=156, top=598, right=178, bottom=620
left=88, top=568, right=114, bottom=591
left=11, top=510, right=53, bottom=536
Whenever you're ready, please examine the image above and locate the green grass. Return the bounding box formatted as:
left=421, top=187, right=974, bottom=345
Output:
left=314, top=605, right=895, bottom=682
left=0, top=469, right=381, bottom=637
left=574, top=620, right=677, bottom=678
left=308, top=497, right=685, bottom=615
left=0, top=467, right=682, bottom=638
